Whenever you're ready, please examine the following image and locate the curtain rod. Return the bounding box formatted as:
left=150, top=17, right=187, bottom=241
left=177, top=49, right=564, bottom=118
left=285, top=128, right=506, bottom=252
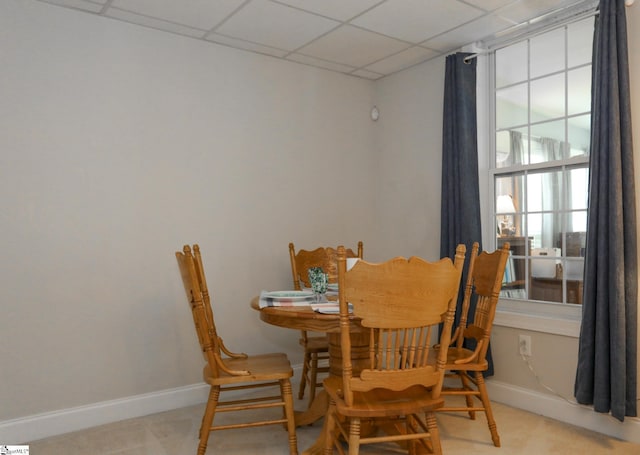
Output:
left=463, top=0, right=634, bottom=64
left=463, top=51, right=487, bottom=64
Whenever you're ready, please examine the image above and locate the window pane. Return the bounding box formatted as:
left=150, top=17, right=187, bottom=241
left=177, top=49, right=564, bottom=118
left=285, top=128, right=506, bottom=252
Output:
left=496, top=173, right=525, bottom=234
left=567, top=167, right=589, bottom=211
left=568, top=114, right=591, bottom=157
left=570, top=211, right=587, bottom=232
left=568, top=66, right=591, bottom=115
left=560, top=230, right=586, bottom=257
left=527, top=212, right=542, bottom=244
left=528, top=212, right=561, bottom=252
left=498, top=237, right=528, bottom=300
left=496, top=41, right=528, bottom=88
left=543, top=212, right=561, bottom=249
left=531, top=254, right=561, bottom=278
left=527, top=170, right=563, bottom=213
left=497, top=83, right=528, bottom=128
left=530, top=120, right=567, bottom=162
left=560, top=228, right=585, bottom=304
left=531, top=28, right=565, bottom=78
left=531, top=74, right=565, bottom=122
left=496, top=127, right=529, bottom=167
left=530, top=124, right=569, bottom=163
left=496, top=174, right=524, bottom=207
left=568, top=18, right=594, bottom=68
left=564, top=258, right=584, bottom=304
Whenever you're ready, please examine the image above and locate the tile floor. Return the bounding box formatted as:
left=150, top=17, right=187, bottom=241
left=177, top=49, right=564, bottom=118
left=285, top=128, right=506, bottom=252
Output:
left=28, top=383, right=640, bottom=454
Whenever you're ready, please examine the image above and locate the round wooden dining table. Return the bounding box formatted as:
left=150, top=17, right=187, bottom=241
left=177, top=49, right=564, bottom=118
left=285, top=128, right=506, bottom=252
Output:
left=252, top=296, right=436, bottom=455
left=251, top=296, right=370, bottom=455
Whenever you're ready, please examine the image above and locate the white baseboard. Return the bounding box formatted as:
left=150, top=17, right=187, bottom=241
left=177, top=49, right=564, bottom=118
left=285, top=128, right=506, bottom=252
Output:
left=0, top=383, right=210, bottom=444
left=9, top=367, right=637, bottom=446
left=0, top=364, right=304, bottom=444
left=486, top=379, right=640, bottom=444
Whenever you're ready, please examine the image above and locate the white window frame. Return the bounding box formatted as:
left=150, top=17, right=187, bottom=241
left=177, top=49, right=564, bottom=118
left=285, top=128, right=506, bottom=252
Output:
left=477, top=3, right=598, bottom=336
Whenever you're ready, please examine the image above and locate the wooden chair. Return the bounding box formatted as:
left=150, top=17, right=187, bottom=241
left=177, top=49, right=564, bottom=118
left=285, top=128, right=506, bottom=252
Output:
left=437, top=241, right=510, bottom=447
left=289, top=241, right=364, bottom=407
left=322, top=244, right=466, bottom=455
left=176, top=245, right=298, bottom=455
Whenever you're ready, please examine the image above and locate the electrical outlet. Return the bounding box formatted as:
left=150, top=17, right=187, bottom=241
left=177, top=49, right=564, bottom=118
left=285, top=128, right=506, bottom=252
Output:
left=519, top=334, right=532, bottom=357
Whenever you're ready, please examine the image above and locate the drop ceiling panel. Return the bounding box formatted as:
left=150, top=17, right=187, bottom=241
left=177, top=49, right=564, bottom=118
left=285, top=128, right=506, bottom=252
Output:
left=297, top=25, right=410, bottom=68
left=422, top=14, right=516, bottom=52
left=105, top=8, right=207, bottom=38
left=33, top=0, right=597, bottom=80
left=351, top=0, right=485, bottom=43
left=497, top=0, right=579, bottom=23
left=352, top=69, right=385, bottom=80
left=285, top=54, right=357, bottom=74
left=215, top=0, right=340, bottom=51
left=275, top=0, right=383, bottom=21
left=110, top=0, right=245, bottom=30
left=464, top=0, right=516, bottom=11
left=206, top=33, right=290, bottom=58
left=364, top=46, right=440, bottom=75
left=41, top=0, right=105, bottom=13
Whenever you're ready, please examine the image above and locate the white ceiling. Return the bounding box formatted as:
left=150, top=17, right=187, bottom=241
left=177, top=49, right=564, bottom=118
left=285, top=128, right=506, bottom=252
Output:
left=37, top=0, right=591, bottom=80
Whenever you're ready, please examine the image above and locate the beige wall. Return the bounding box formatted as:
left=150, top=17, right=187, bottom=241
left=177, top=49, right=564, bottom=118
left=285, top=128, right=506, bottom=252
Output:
left=372, top=59, right=445, bottom=262
left=0, top=0, right=377, bottom=421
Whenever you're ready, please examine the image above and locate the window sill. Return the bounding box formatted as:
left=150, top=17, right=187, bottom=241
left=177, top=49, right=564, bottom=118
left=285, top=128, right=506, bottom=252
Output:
left=494, top=298, right=582, bottom=337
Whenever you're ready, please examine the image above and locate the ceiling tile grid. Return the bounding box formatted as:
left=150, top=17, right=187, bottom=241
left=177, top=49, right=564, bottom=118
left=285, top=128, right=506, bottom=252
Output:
left=35, top=0, right=593, bottom=80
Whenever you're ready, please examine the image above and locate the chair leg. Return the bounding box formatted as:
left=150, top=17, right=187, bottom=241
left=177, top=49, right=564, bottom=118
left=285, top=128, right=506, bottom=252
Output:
left=425, top=412, right=442, bottom=455
left=198, top=386, right=219, bottom=455
left=348, top=417, right=361, bottom=455
left=324, top=400, right=337, bottom=455
left=406, top=414, right=418, bottom=455
left=299, top=350, right=311, bottom=399
left=308, top=352, right=318, bottom=408
left=280, top=379, right=299, bottom=455
left=475, top=371, right=500, bottom=447
left=459, top=372, right=476, bottom=419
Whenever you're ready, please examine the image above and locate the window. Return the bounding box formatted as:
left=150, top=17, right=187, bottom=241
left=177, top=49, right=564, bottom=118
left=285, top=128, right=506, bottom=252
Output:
left=491, top=17, right=594, bottom=306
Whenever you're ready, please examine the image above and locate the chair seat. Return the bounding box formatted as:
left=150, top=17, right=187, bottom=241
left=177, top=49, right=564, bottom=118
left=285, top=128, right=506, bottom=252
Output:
left=299, top=335, right=329, bottom=352
left=204, top=352, right=293, bottom=385
left=323, top=376, right=445, bottom=418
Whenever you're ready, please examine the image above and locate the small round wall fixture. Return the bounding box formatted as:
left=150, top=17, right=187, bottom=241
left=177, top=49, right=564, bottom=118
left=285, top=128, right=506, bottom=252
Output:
left=370, top=106, right=379, bottom=121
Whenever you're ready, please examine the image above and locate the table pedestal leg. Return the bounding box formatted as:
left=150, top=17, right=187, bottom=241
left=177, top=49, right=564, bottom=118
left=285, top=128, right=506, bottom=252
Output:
left=294, top=390, right=329, bottom=427
left=302, top=332, right=369, bottom=454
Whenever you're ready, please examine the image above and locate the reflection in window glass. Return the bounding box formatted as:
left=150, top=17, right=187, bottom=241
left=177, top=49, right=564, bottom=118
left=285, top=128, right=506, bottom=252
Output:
left=568, top=66, right=592, bottom=115
left=564, top=212, right=587, bottom=243
left=531, top=28, right=565, bottom=78
left=530, top=120, right=567, bottom=163
left=496, top=41, right=528, bottom=88
left=496, top=83, right=528, bottom=129
left=566, top=212, right=587, bottom=238
left=531, top=74, right=565, bottom=123
left=568, top=114, right=591, bottom=156
left=496, top=128, right=528, bottom=167
left=567, top=167, right=589, bottom=211
left=530, top=120, right=569, bottom=163
left=496, top=173, right=525, bottom=237
left=568, top=18, right=595, bottom=67
left=527, top=171, right=562, bottom=213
